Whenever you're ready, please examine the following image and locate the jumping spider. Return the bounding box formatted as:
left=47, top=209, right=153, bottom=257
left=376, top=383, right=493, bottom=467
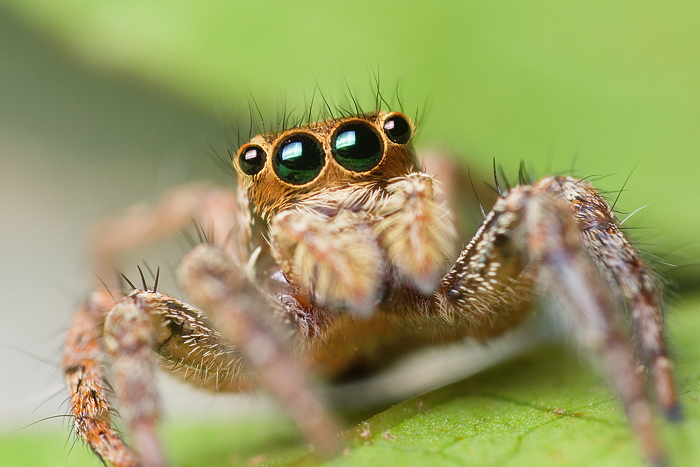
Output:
left=62, top=109, right=679, bottom=467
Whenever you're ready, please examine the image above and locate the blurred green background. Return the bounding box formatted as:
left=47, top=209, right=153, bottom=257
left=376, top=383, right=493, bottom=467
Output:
left=1, top=1, right=699, bottom=466
left=4, top=0, right=700, bottom=281
left=7, top=0, right=700, bottom=279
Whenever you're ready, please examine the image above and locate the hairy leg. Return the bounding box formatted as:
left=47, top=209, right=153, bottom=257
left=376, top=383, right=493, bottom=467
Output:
left=438, top=180, right=670, bottom=465
left=62, top=291, right=138, bottom=467
left=549, top=176, right=680, bottom=418
left=63, top=285, right=250, bottom=467
left=178, top=243, right=343, bottom=454
left=65, top=180, right=339, bottom=465
left=88, top=183, right=243, bottom=290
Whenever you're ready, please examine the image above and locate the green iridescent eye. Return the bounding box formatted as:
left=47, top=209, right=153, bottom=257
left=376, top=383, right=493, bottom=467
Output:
left=331, top=122, right=383, bottom=172
left=237, top=144, right=266, bottom=176
left=383, top=114, right=412, bottom=144
left=272, top=133, right=325, bottom=185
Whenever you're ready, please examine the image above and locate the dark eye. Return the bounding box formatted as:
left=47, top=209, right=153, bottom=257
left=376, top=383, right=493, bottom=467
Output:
left=272, top=133, right=325, bottom=185
left=238, top=144, right=266, bottom=176
left=331, top=122, right=383, bottom=172
left=383, top=114, right=412, bottom=144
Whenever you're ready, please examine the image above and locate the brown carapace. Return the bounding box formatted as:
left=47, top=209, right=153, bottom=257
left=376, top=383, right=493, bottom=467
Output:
left=62, top=110, right=679, bottom=467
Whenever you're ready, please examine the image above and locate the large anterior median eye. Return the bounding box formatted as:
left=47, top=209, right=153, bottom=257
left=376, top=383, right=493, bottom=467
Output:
left=272, top=133, right=325, bottom=185
left=237, top=144, right=266, bottom=176
left=331, top=121, right=383, bottom=172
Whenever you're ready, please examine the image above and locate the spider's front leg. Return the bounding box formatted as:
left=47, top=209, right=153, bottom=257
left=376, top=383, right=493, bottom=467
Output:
left=63, top=291, right=139, bottom=467
left=438, top=176, right=678, bottom=466
left=63, top=182, right=328, bottom=467
left=555, top=178, right=680, bottom=418
left=177, top=243, right=343, bottom=455
left=63, top=183, right=240, bottom=467
left=65, top=251, right=342, bottom=466
left=63, top=284, right=250, bottom=467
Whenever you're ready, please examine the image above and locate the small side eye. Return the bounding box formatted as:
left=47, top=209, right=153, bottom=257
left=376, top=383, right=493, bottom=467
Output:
left=272, top=133, right=325, bottom=185
left=331, top=121, right=384, bottom=172
left=382, top=114, right=412, bottom=144
left=238, top=144, right=266, bottom=176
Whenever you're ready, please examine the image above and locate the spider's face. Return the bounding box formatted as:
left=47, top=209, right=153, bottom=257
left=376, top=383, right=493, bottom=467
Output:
left=233, top=111, right=420, bottom=219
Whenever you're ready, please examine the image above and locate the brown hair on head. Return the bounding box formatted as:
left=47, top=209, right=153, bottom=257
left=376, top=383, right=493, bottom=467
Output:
left=233, top=111, right=420, bottom=220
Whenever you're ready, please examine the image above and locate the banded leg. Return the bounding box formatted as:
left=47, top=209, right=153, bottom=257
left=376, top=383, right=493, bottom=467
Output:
left=88, top=183, right=243, bottom=290
left=551, top=176, right=680, bottom=418
left=439, top=181, right=668, bottom=466
left=63, top=286, right=248, bottom=467
left=178, top=243, right=343, bottom=454
left=62, top=291, right=138, bottom=467
left=103, top=293, right=167, bottom=467
left=64, top=182, right=251, bottom=466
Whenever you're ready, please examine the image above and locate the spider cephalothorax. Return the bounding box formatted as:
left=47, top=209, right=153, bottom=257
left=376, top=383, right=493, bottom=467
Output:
left=63, top=109, right=679, bottom=467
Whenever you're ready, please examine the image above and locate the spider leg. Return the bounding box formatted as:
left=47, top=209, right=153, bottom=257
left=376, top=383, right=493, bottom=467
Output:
left=521, top=185, right=665, bottom=466
left=63, top=181, right=257, bottom=466
left=63, top=286, right=249, bottom=467
left=178, top=243, right=343, bottom=455
left=438, top=179, right=668, bottom=466
left=102, top=292, right=168, bottom=467
left=62, top=291, right=138, bottom=467
left=88, top=182, right=244, bottom=290
left=550, top=176, right=680, bottom=419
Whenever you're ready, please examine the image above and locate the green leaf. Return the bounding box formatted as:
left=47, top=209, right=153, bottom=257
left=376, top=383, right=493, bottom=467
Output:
left=300, top=294, right=700, bottom=467
left=4, top=294, right=699, bottom=467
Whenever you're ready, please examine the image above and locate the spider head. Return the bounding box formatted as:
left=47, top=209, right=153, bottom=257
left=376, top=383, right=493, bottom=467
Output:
left=233, top=111, right=420, bottom=220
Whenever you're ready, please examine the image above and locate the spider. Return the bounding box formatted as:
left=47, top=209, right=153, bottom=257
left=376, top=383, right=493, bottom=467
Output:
left=62, top=109, right=680, bottom=467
